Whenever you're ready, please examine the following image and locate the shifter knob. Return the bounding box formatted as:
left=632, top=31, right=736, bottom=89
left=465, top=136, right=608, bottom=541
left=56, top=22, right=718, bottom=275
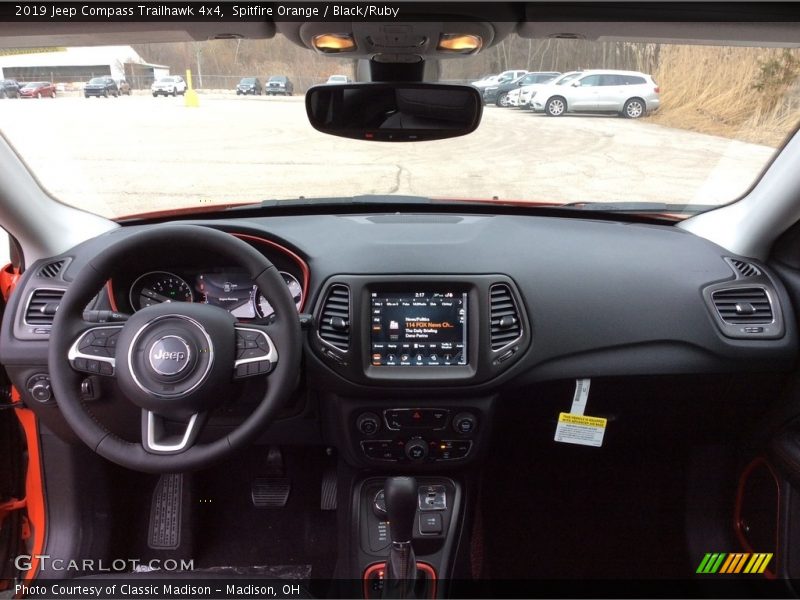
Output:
left=385, top=476, right=417, bottom=543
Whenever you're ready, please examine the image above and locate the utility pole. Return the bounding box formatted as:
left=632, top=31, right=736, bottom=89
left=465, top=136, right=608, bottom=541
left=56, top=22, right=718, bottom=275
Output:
left=194, top=42, right=204, bottom=88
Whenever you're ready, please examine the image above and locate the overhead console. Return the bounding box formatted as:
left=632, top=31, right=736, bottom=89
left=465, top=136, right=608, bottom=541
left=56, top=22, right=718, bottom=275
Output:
left=310, top=275, right=530, bottom=386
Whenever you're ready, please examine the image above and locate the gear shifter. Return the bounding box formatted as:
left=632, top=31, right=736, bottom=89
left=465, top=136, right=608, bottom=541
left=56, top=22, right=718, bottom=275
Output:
left=383, top=476, right=418, bottom=598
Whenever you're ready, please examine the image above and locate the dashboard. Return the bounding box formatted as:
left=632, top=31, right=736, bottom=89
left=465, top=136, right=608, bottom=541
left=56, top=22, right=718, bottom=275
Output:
left=1, top=210, right=798, bottom=467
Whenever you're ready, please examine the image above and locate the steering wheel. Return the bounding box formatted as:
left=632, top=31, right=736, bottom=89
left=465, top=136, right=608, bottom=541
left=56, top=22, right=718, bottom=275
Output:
left=48, top=225, right=302, bottom=473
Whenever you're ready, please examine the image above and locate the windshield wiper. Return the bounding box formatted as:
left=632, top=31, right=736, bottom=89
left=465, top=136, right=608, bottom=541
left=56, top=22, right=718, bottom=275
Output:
left=560, top=201, right=718, bottom=213
left=256, top=194, right=434, bottom=208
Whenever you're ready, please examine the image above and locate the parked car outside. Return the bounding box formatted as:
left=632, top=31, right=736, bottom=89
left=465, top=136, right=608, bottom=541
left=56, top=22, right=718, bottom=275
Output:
left=326, top=75, right=351, bottom=84
left=83, top=76, right=119, bottom=98
left=236, top=77, right=262, bottom=95
left=472, top=69, right=528, bottom=90
left=0, top=79, right=20, bottom=99
left=151, top=76, right=187, bottom=97
left=484, top=71, right=560, bottom=106
left=530, top=69, right=660, bottom=118
left=266, top=75, right=293, bottom=96
left=506, top=87, right=523, bottom=107
left=519, top=71, right=583, bottom=109
left=18, top=81, right=56, bottom=98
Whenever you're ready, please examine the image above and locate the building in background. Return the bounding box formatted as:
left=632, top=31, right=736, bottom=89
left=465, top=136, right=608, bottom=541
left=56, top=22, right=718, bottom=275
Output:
left=0, top=46, right=169, bottom=89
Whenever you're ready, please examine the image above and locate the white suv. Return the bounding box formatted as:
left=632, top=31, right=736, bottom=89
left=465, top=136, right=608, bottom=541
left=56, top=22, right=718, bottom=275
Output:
left=471, top=69, right=527, bottom=89
left=531, top=70, right=660, bottom=118
left=151, top=75, right=187, bottom=97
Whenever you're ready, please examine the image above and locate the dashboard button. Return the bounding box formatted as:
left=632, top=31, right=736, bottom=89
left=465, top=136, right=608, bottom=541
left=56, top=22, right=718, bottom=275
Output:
left=419, top=513, right=443, bottom=535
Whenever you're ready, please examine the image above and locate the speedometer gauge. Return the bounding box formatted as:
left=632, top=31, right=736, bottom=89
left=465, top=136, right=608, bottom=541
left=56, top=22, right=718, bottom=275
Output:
left=129, top=271, right=193, bottom=311
left=254, top=271, right=303, bottom=318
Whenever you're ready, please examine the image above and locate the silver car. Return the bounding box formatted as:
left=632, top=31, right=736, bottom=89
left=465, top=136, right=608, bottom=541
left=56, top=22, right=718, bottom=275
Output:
left=531, top=69, right=660, bottom=118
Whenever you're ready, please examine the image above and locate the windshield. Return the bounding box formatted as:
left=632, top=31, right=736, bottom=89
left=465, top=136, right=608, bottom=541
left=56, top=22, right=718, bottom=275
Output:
left=88, top=78, right=106, bottom=84
left=1, top=34, right=798, bottom=220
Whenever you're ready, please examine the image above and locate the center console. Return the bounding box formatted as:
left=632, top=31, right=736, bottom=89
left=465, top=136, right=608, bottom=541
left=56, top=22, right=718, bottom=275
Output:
left=311, top=275, right=526, bottom=467
left=309, top=275, right=527, bottom=593
left=356, top=476, right=462, bottom=599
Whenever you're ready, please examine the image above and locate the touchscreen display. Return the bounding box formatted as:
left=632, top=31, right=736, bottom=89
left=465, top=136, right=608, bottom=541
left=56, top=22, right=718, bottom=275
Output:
left=370, top=291, right=467, bottom=367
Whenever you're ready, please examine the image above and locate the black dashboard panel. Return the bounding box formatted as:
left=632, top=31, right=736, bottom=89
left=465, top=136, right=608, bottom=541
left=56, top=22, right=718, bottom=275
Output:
left=1, top=212, right=797, bottom=404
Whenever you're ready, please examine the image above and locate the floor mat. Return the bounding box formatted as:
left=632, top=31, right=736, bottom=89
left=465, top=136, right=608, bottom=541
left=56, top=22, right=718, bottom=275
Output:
left=105, top=447, right=337, bottom=580
left=193, top=447, right=337, bottom=578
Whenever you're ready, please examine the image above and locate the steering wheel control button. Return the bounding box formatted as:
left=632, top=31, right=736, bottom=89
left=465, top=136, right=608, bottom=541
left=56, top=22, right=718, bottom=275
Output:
left=232, top=327, right=278, bottom=379
left=69, top=326, right=122, bottom=376
left=452, top=412, right=477, bottom=434
left=148, top=335, right=192, bottom=376
left=357, top=412, right=381, bottom=436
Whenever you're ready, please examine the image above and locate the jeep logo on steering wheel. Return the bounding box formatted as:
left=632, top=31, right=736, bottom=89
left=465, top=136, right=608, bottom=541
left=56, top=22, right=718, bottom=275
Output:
left=148, top=336, right=191, bottom=376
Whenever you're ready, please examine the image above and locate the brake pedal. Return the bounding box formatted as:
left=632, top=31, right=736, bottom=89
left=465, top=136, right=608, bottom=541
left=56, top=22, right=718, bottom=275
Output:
left=251, top=477, right=291, bottom=508
left=148, top=473, right=183, bottom=550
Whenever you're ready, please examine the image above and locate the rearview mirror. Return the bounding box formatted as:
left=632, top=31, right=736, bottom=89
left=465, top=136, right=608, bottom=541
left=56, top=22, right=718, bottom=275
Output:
left=305, top=83, right=483, bottom=142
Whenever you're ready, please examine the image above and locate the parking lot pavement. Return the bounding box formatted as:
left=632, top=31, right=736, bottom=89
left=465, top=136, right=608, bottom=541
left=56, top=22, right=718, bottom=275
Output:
left=0, top=93, right=775, bottom=219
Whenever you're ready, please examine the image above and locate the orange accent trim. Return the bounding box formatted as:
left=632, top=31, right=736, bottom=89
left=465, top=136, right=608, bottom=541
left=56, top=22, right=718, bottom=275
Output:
left=0, top=263, right=21, bottom=302
left=105, top=280, right=119, bottom=313
left=363, top=562, right=437, bottom=599
left=105, top=233, right=310, bottom=313
left=231, top=233, right=310, bottom=312
left=14, top=397, right=46, bottom=583
left=734, top=457, right=778, bottom=579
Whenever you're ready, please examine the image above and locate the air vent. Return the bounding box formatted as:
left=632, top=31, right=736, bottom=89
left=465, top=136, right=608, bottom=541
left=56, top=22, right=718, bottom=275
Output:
left=729, top=258, right=762, bottom=278
left=712, top=287, right=773, bottom=324
left=318, top=285, right=350, bottom=351
left=24, top=288, right=65, bottom=326
left=37, top=259, right=65, bottom=279
left=490, top=284, right=522, bottom=350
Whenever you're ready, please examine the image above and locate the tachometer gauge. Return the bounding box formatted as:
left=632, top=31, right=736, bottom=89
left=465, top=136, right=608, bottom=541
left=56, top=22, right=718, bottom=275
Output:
left=129, top=271, right=193, bottom=311
left=254, top=271, right=303, bottom=318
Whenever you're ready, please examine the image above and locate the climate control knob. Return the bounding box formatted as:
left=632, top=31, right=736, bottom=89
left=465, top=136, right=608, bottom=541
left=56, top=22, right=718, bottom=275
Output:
left=356, top=412, right=381, bottom=436
left=404, top=438, right=429, bottom=461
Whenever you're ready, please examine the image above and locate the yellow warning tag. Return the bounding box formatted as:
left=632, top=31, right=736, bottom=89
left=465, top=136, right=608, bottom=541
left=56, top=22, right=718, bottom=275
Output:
left=554, top=412, right=607, bottom=447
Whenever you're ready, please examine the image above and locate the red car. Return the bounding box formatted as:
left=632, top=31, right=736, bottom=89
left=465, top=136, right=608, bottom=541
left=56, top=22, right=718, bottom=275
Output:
left=19, top=81, right=56, bottom=98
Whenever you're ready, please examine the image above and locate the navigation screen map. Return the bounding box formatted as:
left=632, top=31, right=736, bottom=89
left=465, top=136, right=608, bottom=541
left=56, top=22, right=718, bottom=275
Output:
left=370, top=291, right=467, bottom=367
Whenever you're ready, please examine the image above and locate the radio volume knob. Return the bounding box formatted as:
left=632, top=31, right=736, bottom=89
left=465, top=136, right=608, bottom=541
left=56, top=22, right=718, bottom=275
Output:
left=356, top=412, right=381, bottom=436
left=453, top=412, right=477, bottom=434
left=404, top=438, right=429, bottom=461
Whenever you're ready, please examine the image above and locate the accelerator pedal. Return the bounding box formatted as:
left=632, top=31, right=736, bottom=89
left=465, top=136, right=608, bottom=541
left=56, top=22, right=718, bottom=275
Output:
left=321, top=465, right=337, bottom=511
left=148, top=473, right=184, bottom=550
